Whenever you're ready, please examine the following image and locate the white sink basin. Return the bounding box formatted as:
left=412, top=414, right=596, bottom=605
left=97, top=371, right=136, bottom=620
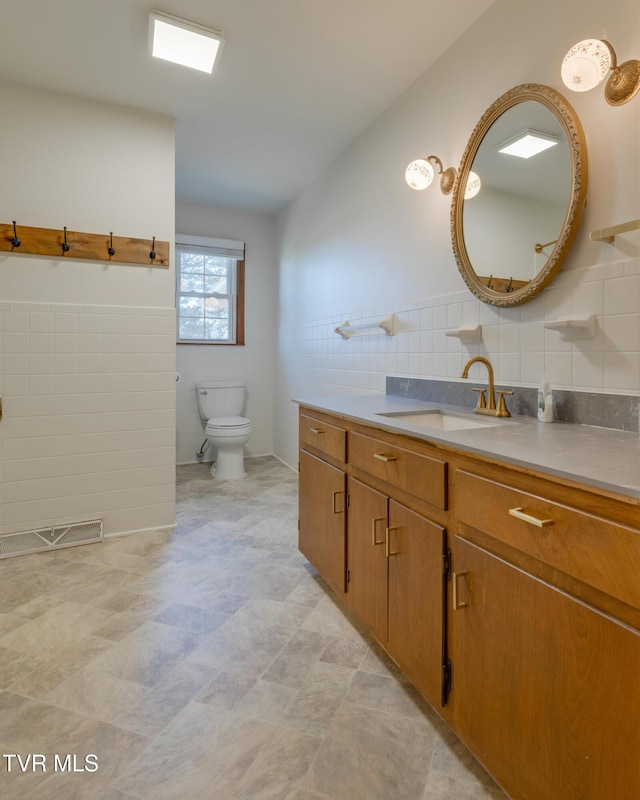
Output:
left=376, top=410, right=504, bottom=431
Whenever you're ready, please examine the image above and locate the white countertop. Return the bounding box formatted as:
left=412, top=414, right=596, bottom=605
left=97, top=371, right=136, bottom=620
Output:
left=295, top=394, right=640, bottom=500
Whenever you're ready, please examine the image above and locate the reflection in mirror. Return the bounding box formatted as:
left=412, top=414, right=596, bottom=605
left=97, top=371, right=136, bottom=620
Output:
left=451, top=84, right=588, bottom=306
left=464, top=102, right=571, bottom=283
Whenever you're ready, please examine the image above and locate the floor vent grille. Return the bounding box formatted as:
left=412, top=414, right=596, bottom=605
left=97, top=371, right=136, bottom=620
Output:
left=0, top=519, right=103, bottom=559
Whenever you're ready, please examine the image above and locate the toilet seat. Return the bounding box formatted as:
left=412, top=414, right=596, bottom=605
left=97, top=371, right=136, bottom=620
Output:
left=206, top=416, right=251, bottom=435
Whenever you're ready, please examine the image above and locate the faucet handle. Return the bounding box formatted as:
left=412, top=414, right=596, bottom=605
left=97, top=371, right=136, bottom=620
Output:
left=472, top=387, right=487, bottom=411
left=496, top=390, right=513, bottom=418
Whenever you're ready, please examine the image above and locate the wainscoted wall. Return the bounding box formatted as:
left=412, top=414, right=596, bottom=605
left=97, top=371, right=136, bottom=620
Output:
left=276, top=256, right=640, bottom=468
left=293, top=257, right=640, bottom=395
left=0, top=302, right=176, bottom=537
left=0, top=81, right=176, bottom=541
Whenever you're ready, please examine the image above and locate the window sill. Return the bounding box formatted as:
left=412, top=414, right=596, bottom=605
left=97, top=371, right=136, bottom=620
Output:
left=177, top=340, right=245, bottom=346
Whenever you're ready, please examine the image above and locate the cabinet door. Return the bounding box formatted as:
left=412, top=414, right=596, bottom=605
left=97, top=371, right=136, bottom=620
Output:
left=387, top=500, right=447, bottom=708
left=453, top=535, right=640, bottom=800
left=299, top=450, right=346, bottom=594
left=346, top=477, right=388, bottom=643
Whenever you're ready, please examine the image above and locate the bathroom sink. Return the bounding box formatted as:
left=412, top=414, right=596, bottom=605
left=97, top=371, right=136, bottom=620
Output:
left=376, top=410, right=505, bottom=431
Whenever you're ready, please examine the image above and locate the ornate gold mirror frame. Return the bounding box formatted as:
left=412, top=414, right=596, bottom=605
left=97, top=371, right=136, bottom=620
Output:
left=451, top=84, right=588, bottom=306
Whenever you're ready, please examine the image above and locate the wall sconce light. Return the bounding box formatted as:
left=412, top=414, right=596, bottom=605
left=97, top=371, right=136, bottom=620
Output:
left=405, top=156, right=481, bottom=199
left=405, top=155, right=457, bottom=194
left=561, top=39, right=640, bottom=106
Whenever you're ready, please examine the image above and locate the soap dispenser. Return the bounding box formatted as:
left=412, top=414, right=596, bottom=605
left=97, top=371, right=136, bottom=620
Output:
left=537, top=375, right=554, bottom=423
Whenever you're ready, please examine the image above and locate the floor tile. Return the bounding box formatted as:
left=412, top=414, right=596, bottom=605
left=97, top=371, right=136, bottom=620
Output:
left=44, top=669, right=152, bottom=725
left=280, top=661, right=355, bottom=738
left=0, top=458, right=507, bottom=799
left=262, top=629, right=331, bottom=689
left=303, top=702, right=436, bottom=799
left=187, top=613, right=294, bottom=678
left=235, top=678, right=299, bottom=723
left=195, top=669, right=257, bottom=710
left=114, top=661, right=215, bottom=737
left=85, top=620, right=205, bottom=687
left=113, top=700, right=275, bottom=799
left=233, top=726, right=321, bottom=799
left=345, top=669, right=435, bottom=721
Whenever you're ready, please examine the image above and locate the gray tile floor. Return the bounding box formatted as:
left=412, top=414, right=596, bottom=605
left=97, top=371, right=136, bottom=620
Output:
left=0, top=457, right=508, bottom=799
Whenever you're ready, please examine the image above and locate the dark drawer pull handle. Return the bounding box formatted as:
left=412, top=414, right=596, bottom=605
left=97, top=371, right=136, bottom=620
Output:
left=509, top=507, right=554, bottom=528
left=373, top=453, right=397, bottom=463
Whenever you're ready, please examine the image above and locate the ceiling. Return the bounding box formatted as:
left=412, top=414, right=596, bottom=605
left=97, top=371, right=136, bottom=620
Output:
left=0, top=0, right=496, bottom=213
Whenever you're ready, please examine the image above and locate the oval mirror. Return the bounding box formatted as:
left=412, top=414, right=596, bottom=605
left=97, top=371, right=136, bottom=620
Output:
left=451, top=84, right=588, bottom=306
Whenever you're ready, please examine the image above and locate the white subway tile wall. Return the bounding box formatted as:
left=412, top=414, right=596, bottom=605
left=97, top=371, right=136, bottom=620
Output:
left=0, top=302, right=176, bottom=538
left=287, top=258, right=640, bottom=400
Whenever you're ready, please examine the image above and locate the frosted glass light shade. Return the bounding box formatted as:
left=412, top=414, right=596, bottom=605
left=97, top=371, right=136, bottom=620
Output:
left=405, top=159, right=435, bottom=190
left=150, top=11, right=223, bottom=73
left=561, top=39, right=613, bottom=92
left=464, top=171, right=481, bottom=200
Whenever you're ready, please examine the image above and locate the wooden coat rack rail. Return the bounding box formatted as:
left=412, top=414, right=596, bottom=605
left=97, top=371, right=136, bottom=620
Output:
left=0, top=222, right=170, bottom=267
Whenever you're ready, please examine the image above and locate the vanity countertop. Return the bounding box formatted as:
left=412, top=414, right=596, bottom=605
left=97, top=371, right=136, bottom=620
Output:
left=296, top=394, right=640, bottom=500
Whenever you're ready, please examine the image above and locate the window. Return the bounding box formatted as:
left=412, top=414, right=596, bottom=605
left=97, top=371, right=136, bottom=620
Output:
left=176, top=235, right=245, bottom=345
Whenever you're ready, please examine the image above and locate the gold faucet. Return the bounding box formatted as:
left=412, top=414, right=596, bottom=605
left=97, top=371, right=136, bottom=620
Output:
left=461, top=356, right=512, bottom=417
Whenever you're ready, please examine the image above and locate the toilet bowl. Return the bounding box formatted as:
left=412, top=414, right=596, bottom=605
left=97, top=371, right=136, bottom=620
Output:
left=204, top=416, right=252, bottom=479
left=196, top=381, right=252, bottom=480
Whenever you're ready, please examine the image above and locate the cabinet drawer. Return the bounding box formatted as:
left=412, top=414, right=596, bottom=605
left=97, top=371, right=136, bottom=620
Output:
left=349, top=431, right=447, bottom=510
left=299, top=413, right=346, bottom=463
left=456, top=469, right=640, bottom=610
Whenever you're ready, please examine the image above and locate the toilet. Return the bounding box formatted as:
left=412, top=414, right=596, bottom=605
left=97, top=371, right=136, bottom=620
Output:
left=196, top=380, right=252, bottom=479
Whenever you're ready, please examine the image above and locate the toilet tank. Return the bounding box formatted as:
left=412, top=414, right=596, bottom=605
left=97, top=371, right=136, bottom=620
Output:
left=196, top=380, right=245, bottom=419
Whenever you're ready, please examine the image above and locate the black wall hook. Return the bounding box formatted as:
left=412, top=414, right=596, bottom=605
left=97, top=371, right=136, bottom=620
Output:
left=108, top=232, right=115, bottom=256
left=11, top=221, right=21, bottom=248
left=149, top=236, right=156, bottom=261
left=62, top=226, right=70, bottom=253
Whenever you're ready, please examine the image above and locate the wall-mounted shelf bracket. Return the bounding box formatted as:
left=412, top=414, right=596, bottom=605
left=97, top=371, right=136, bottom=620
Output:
left=335, top=313, right=395, bottom=339
left=543, top=314, right=596, bottom=341
left=445, top=324, right=482, bottom=344
left=589, top=218, right=640, bottom=244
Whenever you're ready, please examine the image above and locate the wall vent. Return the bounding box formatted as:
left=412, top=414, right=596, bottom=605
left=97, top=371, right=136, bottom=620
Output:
left=0, top=519, right=103, bottom=560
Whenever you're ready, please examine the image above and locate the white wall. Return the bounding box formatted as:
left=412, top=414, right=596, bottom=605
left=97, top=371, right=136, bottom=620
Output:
left=0, top=82, right=176, bottom=538
left=274, top=0, right=640, bottom=468
left=464, top=188, right=565, bottom=281
left=0, top=82, right=175, bottom=308
left=175, top=202, right=278, bottom=464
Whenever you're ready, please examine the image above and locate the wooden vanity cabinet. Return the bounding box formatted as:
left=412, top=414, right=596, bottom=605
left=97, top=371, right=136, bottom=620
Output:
left=452, top=535, right=640, bottom=800
left=345, top=426, right=449, bottom=708
left=348, top=430, right=448, bottom=511
left=386, top=500, right=447, bottom=708
left=345, top=477, right=388, bottom=643
left=452, top=465, right=640, bottom=800
left=298, top=406, right=450, bottom=707
left=298, top=411, right=347, bottom=595
left=346, top=476, right=448, bottom=707
left=298, top=404, right=640, bottom=799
